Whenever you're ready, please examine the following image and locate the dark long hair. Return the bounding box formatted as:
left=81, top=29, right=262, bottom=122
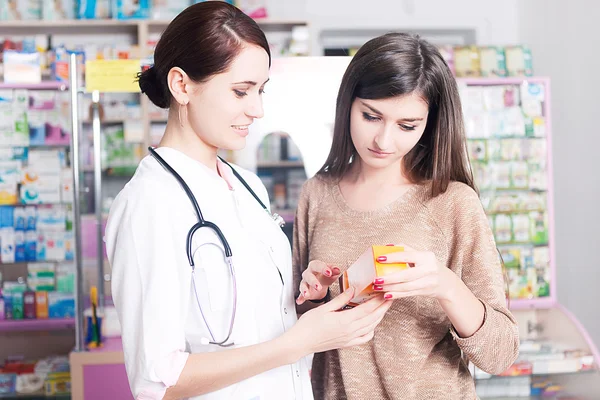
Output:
left=318, top=32, right=475, bottom=198
left=138, top=1, right=271, bottom=109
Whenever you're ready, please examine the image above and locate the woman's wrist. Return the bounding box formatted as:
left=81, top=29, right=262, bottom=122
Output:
left=308, top=287, right=331, bottom=303
left=437, top=267, right=461, bottom=303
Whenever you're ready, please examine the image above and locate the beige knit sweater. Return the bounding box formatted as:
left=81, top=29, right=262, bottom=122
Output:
left=293, top=175, right=519, bottom=400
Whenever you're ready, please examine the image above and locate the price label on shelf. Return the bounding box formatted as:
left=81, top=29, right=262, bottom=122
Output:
left=85, top=60, right=141, bottom=93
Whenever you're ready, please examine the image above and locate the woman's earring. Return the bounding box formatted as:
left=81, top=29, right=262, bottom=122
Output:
left=178, top=102, right=187, bottom=127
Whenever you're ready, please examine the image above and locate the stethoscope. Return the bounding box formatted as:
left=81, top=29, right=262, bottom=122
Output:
left=148, top=147, right=285, bottom=347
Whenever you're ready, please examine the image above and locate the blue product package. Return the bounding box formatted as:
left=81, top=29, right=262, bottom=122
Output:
left=14, top=231, right=26, bottom=262
left=25, top=231, right=37, bottom=262
left=48, top=293, right=75, bottom=318
left=0, top=207, right=14, bottom=229
left=14, top=208, right=26, bottom=231
left=114, top=0, right=150, bottom=19
left=0, top=373, right=16, bottom=394
left=4, top=294, right=13, bottom=319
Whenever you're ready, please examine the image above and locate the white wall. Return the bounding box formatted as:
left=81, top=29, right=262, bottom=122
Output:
left=518, top=1, right=600, bottom=349
left=267, top=0, right=521, bottom=54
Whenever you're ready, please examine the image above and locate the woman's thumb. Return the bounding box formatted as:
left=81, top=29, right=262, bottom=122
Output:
left=323, top=287, right=355, bottom=311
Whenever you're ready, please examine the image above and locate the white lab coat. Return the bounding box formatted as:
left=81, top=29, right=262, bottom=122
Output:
left=105, top=147, right=313, bottom=400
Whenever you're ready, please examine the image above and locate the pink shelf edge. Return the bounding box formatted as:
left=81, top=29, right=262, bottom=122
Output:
left=556, top=303, right=600, bottom=369
left=508, top=297, right=556, bottom=310
left=0, top=318, right=75, bottom=332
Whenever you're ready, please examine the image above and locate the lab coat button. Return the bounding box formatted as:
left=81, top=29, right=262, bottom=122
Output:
left=284, top=307, right=288, bottom=314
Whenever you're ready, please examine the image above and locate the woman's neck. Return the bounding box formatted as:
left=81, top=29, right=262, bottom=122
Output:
left=347, top=158, right=411, bottom=187
left=159, top=116, right=218, bottom=173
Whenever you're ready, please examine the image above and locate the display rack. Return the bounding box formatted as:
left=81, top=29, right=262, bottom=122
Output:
left=458, top=77, right=600, bottom=399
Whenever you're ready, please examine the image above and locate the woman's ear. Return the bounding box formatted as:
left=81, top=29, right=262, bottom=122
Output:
left=167, top=67, right=190, bottom=106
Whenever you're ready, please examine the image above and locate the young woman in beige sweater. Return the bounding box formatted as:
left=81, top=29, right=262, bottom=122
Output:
left=293, top=33, right=519, bottom=399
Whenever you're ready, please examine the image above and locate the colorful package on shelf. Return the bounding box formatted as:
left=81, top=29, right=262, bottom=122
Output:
left=151, top=0, right=187, bottom=20
left=56, top=263, right=74, bottom=293
left=505, top=45, right=533, bottom=77
left=28, top=263, right=56, bottom=291
left=436, top=45, right=454, bottom=75
left=0, top=0, right=42, bottom=20
left=530, top=211, right=548, bottom=245
left=500, top=247, right=521, bottom=269
left=77, top=0, right=111, bottom=18
left=494, top=214, right=512, bottom=244
left=102, top=125, right=142, bottom=168
left=511, top=161, right=529, bottom=189
left=42, top=0, right=75, bottom=20
left=20, top=172, right=62, bottom=204
left=234, top=0, right=267, bottom=18
left=0, top=162, right=20, bottom=205
left=48, top=292, right=74, bottom=318
left=44, top=371, right=70, bottom=396
left=478, top=46, right=507, bottom=77
left=52, top=46, right=84, bottom=84
left=0, top=147, right=28, bottom=162
left=453, top=46, right=480, bottom=77
left=512, top=214, right=531, bottom=243
left=113, top=0, right=150, bottom=19
left=0, top=373, right=16, bottom=394
left=2, top=51, right=42, bottom=84
left=0, top=89, right=30, bottom=147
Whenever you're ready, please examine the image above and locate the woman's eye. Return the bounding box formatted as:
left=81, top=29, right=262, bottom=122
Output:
left=400, top=124, right=416, bottom=131
left=234, top=90, right=247, bottom=98
left=362, top=112, right=380, bottom=122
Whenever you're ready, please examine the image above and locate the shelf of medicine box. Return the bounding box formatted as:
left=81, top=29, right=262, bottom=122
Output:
left=0, top=393, right=71, bottom=400
left=256, top=160, right=305, bottom=168
left=0, top=318, right=75, bottom=333
left=0, top=82, right=68, bottom=91
left=81, top=166, right=137, bottom=176
left=457, top=77, right=551, bottom=86
left=0, top=18, right=308, bottom=31
left=0, top=260, right=70, bottom=267
left=475, top=369, right=597, bottom=380
left=146, top=18, right=308, bottom=29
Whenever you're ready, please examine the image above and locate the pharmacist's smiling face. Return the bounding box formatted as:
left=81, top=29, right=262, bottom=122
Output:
left=187, top=45, right=270, bottom=151
left=350, top=92, right=429, bottom=170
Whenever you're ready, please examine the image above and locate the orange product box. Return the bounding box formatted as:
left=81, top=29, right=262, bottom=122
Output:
left=340, top=245, right=408, bottom=306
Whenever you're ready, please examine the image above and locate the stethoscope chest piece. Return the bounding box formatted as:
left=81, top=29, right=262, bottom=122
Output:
left=272, top=212, right=285, bottom=228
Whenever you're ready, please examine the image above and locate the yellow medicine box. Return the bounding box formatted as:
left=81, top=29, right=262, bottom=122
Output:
left=341, top=245, right=408, bottom=306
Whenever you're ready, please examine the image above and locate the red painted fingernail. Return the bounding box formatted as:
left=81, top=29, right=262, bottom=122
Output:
left=373, top=285, right=383, bottom=291
left=377, top=256, right=387, bottom=262
left=304, top=291, right=308, bottom=297
left=386, top=243, right=394, bottom=246
left=374, top=278, right=384, bottom=285
left=333, top=267, right=341, bottom=274
left=384, top=293, right=393, bottom=299
left=324, top=269, right=331, bottom=277
left=315, top=284, right=320, bottom=291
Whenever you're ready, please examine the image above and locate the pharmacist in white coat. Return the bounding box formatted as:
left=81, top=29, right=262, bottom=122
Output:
left=104, top=3, right=390, bottom=400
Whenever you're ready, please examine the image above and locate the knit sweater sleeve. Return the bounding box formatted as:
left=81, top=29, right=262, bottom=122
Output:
left=440, top=183, right=520, bottom=375
left=292, top=177, right=323, bottom=300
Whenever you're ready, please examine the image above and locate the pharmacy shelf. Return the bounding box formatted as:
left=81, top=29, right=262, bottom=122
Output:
left=257, top=160, right=305, bottom=168
left=0, top=81, right=67, bottom=90
left=146, top=18, right=307, bottom=28
left=0, top=18, right=306, bottom=29
left=0, top=318, right=75, bottom=332
left=476, top=369, right=597, bottom=380
left=0, top=393, right=70, bottom=399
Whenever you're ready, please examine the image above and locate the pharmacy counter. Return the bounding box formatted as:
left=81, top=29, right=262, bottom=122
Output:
left=69, top=337, right=132, bottom=400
